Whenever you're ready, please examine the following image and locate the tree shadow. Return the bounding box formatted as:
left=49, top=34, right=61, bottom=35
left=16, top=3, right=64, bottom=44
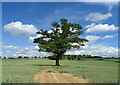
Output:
left=32, top=64, right=55, bottom=66
left=30, top=64, right=70, bottom=67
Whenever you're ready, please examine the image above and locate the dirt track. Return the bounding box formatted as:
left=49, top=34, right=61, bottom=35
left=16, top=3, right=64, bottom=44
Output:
left=34, top=70, right=88, bottom=83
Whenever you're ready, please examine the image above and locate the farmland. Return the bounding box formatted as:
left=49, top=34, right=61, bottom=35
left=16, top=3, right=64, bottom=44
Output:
left=2, top=58, right=119, bottom=83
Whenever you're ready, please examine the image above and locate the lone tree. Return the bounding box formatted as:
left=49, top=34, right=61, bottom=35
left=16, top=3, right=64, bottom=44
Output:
left=34, top=18, right=88, bottom=66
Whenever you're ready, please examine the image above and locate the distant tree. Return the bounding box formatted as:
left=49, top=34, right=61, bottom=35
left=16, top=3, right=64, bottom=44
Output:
left=3, top=56, right=6, bottom=59
left=18, top=56, right=22, bottom=59
left=8, top=57, right=15, bottom=59
left=34, top=18, right=88, bottom=66
left=34, top=56, right=37, bottom=58
left=74, top=55, right=76, bottom=58
left=83, top=54, right=86, bottom=57
left=68, top=57, right=71, bottom=60
left=77, top=57, right=81, bottom=60
left=112, top=56, right=114, bottom=58
left=24, top=56, right=29, bottom=58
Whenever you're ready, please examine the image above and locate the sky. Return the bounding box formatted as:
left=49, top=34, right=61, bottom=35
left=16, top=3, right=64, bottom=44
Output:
left=1, top=2, right=119, bottom=58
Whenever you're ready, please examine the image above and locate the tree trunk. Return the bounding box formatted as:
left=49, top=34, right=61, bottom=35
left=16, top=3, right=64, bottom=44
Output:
left=55, top=55, right=60, bottom=66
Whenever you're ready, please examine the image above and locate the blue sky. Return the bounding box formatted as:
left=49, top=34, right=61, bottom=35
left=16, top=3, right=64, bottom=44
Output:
left=2, top=2, right=118, bottom=57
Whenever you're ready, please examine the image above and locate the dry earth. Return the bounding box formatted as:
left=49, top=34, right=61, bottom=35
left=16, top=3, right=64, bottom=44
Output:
left=34, top=69, right=88, bottom=83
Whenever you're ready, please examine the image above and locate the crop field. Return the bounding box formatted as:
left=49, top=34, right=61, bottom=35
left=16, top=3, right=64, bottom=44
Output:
left=2, top=58, right=119, bottom=83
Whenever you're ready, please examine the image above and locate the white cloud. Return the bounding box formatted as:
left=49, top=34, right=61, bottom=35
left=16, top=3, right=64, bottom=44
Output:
left=85, top=12, right=112, bottom=22
left=2, top=45, right=52, bottom=58
left=85, top=23, right=118, bottom=33
left=65, top=45, right=118, bottom=57
left=2, top=44, right=118, bottom=58
left=84, top=23, right=95, bottom=28
left=108, top=5, right=112, bottom=12
left=3, top=21, right=38, bottom=36
left=43, top=38, right=51, bottom=41
left=84, top=34, right=117, bottom=43
left=48, top=30, right=53, bottom=33
left=71, top=43, right=79, bottom=45
left=29, top=34, right=51, bottom=42
left=102, top=34, right=117, bottom=39
left=104, top=2, right=118, bottom=12
left=3, top=45, right=19, bottom=50
left=85, top=35, right=101, bottom=43
left=29, top=34, right=43, bottom=42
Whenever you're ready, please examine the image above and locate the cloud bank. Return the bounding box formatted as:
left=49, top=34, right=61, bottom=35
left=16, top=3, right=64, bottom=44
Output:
left=65, top=45, right=118, bottom=57
left=85, top=23, right=118, bottom=33
left=85, top=35, right=101, bottom=43
left=85, top=12, right=112, bottom=22
left=4, top=21, right=38, bottom=36
left=2, top=44, right=118, bottom=58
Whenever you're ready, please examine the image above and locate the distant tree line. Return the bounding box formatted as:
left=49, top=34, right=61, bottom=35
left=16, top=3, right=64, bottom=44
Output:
left=48, top=54, right=102, bottom=60
left=1, top=56, right=42, bottom=59
left=1, top=55, right=117, bottom=60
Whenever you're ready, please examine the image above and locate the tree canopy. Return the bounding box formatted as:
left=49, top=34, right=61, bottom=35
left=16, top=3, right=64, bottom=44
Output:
left=34, top=18, right=88, bottom=66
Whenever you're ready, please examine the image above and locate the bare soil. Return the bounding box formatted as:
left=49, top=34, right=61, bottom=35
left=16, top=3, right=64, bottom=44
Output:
left=34, top=69, right=88, bottom=83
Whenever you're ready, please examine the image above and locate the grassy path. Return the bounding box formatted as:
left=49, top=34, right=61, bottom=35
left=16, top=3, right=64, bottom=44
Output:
left=34, top=69, right=88, bottom=83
